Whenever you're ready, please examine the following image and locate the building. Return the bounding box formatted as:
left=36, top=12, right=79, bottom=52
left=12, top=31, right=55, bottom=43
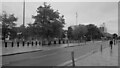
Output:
left=0, top=23, right=2, bottom=39
left=99, top=23, right=107, bottom=33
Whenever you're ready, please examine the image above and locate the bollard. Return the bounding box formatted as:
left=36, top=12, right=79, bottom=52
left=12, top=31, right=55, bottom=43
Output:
left=36, top=41, right=37, bottom=46
left=32, top=41, right=34, bottom=46
left=11, top=42, right=14, bottom=47
left=71, top=51, right=75, bottom=67
left=39, top=41, right=41, bottom=45
left=23, top=41, right=25, bottom=47
left=27, top=42, right=29, bottom=46
left=5, top=42, right=7, bottom=48
left=59, top=40, right=61, bottom=44
left=54, top=41, right=56, bottom=44
left=17, top=42, right=19, bottom=47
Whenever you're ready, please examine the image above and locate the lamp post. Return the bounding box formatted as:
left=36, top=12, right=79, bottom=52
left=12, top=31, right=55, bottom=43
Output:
left=84, top=36, right=86, bottom=44
left=65, top=30, right=69, bottom=47
left=23, top=0, right=25, bottom=27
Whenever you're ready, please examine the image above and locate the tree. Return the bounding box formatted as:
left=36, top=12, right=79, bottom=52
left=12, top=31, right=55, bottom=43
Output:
left=72, top=25, right=88, bottom=40
left=86, top=24, right=103, bottom=40
left=112, top=33, right=118, bottom=39
left=1, top=11, right=18, bottom=41
left=15, top=24, right=28, bottom=40
left=32, top=2, right=65, bottom=40
left=118, top=36, right=120, bottom=39
left=67, top=26, right=73, bottom=40
left=26, top=23, right=43, bottom=40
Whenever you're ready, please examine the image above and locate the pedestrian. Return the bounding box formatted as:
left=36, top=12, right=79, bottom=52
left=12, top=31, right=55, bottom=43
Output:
left=109, top=40, right=113, bottom=50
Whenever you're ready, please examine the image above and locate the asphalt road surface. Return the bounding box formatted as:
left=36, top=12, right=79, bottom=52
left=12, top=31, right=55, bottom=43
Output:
left=2, top=41, right=109, bottom=66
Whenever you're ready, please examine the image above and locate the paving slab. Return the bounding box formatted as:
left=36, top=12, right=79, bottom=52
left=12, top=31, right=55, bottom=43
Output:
left=72, top=44, right=118, bottom=66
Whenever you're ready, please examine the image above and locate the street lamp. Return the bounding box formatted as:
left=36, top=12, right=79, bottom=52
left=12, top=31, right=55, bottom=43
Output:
left=84, top=36, right=86, bottom=44
left=64, top=30, right=69, bottom=47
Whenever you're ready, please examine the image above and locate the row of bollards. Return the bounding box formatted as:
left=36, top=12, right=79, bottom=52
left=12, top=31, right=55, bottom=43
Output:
left=3, top=40, right=81, bottom=48
left=4, top=42, right=41, bottom=47
left=3, top=41, right=42, bottom=48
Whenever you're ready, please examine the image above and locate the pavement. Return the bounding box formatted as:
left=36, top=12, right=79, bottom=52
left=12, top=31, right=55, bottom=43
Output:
left=68, top=43, right=118, bottom=66
left=1, top=42, right=85, bottom=56
left=1, top=40, right=101, bottom=56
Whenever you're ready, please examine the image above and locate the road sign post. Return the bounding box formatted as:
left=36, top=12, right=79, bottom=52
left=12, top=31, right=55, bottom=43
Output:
left=101, top=45, right=102, bottom=53
left=71, top=51, right=75, bottom=67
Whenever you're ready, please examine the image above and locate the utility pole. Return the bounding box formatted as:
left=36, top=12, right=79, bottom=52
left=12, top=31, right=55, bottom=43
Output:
left=22, top=0, right=25, bottom=40
left=23, top=0, right=25, bottom=27
left=76, top=12, right=78, bottom=25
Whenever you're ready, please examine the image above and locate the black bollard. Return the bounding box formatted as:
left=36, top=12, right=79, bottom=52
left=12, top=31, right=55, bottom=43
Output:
left=32, top=41, right=34, bottom=46
left=50, top=41, right=51, bottom=45
left=39, top=41, right=41, bottom=45
left=17, top=42, right=19, bottom=47
left=23, top=41, right=25, bottom=47
left=11, top=42, right=14, bottom=47
left=36, top=41, right=37, bottom=46
left=54, top=41, right=56, bottom=44
left=5, top=42, right=7, bottom=48
left=27, top=42, right=29, bottom=46
left=59, top=40, right=61, bottom=44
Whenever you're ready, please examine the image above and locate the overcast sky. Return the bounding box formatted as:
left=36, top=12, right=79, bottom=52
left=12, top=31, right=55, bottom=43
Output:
left=1, top=1, right=118, bottom=34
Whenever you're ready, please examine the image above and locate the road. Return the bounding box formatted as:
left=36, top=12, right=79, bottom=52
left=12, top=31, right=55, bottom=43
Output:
left=2, top=41, right=109, bottom=66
